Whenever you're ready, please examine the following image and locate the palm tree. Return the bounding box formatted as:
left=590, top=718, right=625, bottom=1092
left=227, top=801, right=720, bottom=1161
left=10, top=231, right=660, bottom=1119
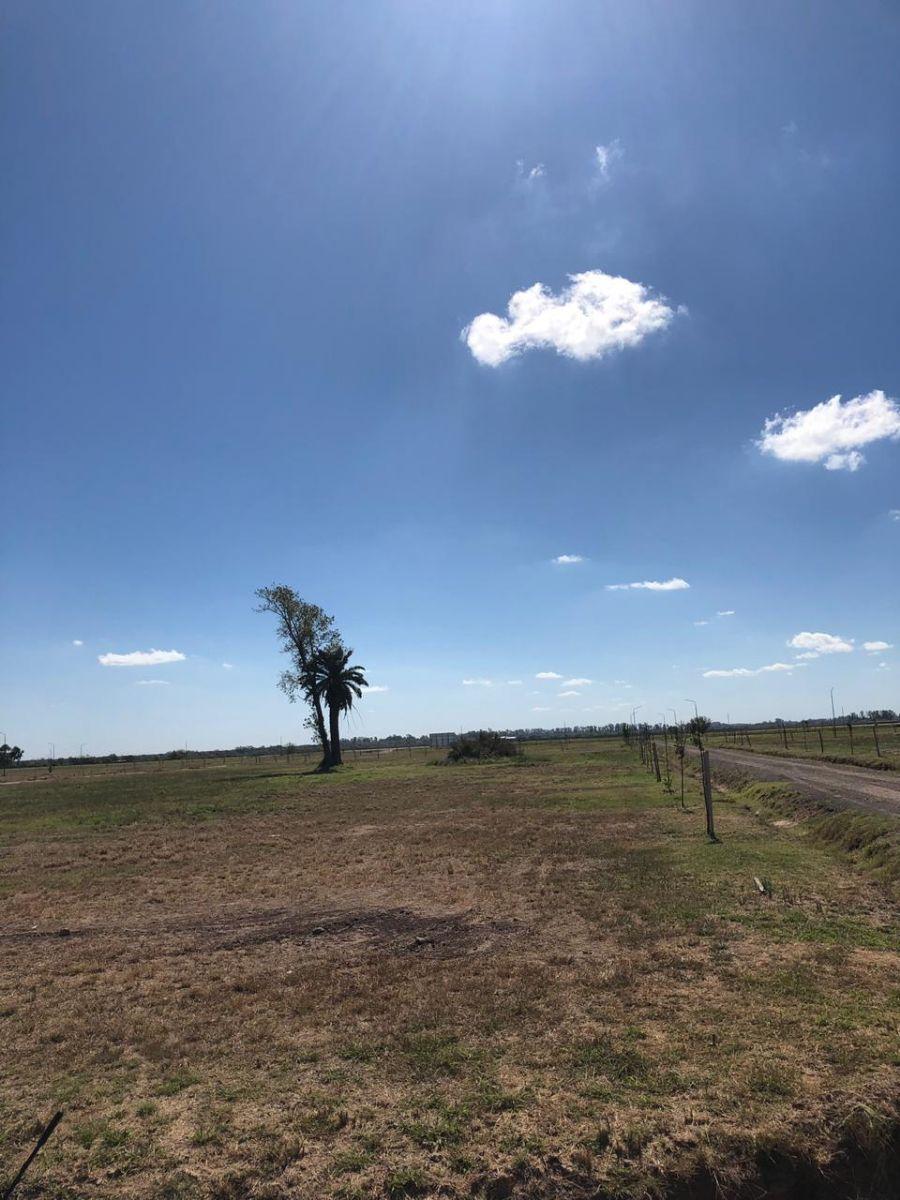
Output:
left=310, top=643, right=368, bottom=767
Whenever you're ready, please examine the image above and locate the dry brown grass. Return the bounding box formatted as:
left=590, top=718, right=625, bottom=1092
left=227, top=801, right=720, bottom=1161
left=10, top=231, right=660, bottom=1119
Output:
left=0, top=742, right=897, bottom=1198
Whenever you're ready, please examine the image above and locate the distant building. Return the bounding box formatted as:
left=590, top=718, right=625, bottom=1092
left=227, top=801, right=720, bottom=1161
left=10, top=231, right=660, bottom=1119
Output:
left=429, top=732, right=457, bottom=748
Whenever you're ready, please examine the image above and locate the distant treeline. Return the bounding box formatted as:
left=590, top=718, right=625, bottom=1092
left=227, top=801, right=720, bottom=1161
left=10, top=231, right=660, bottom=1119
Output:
left=17, top=711, right=900, bottom=766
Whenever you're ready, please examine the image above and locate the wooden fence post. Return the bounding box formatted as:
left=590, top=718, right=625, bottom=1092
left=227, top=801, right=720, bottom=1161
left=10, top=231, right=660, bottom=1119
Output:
left=700, top=750, right=717, bottom=842
left=847, top=721, right=854, bottom=755
left=652, top=742, right=661, bottom=783
left=873, top=721, right=881, bottom=757
left=817, top=727, right=824, bottom=754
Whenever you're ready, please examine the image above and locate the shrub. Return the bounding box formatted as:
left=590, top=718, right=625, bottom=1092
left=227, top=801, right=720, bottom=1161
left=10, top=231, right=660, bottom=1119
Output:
left=446, top=731, right=519, bottom=763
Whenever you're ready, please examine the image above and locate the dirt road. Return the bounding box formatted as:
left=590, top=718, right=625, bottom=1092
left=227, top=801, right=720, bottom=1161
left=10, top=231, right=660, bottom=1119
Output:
left=703, top=746, right=900, bottom=818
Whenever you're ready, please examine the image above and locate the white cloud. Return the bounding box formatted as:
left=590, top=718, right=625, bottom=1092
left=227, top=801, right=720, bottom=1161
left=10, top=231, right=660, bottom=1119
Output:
left=559, top=690, right=580, bottom=697
left=877, top=662, right=890, bottom=670
left=758, top=391, right=900, bottom=471
left=863, top=641, right=892, bottom=653
left=72, top=639, right=84, bottom=646
left=788, top=631, right=854, bottom=659
left=594, top=139, right=623, bottom=181
left=532, top=706, right=551, bottom=712
left=703, top=662, right=797, bottom=679
left=362, top=684, right=389, bottom=694
left=222, top=662, right=234, bottom=670
left=506, top=680, right=523, bottom=686
left=552, top=554, right=585, bottom=564
left=515, top=159, right=545, bottom=185
left=606, top=577, right=690, bottom=592
left=563, top=677, right=592, bottom=687
left=890, top=510, right=900, bottom=522
left=462, top=678, right=493, bottom=687
left=717, top=610, right=735, bottom=617
left=693, top=620, right=709, bottom=627
left=99, top=648, right=186, bottom=668
left=463, top=270, right=675, bottom=367
left=535, top=671, right=563, bottom=680
left=135, top=679, right=171, bottom=687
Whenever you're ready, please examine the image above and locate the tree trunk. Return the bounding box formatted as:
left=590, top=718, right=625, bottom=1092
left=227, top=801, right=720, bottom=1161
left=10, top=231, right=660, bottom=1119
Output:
left=329, top=701, right=342, bottom=766
left=312, top=693, right=331, bottom=771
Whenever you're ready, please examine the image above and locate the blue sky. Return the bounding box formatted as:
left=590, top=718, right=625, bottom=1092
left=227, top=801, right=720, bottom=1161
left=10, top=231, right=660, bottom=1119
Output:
left=3, top=1, right=899, bottom=755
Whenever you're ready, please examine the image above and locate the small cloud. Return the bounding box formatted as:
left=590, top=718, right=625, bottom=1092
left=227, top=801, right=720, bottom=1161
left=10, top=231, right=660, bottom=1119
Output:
left=863, top=641, right=892, bottom=653
left=462, top=678, right=493, bottom=687
left=99, top=648, right=186, bottom=668
left=222, top=662, right=234, bottom=670
left=135, top=679, right=171, bottom=687
left=782, top=120, right=799, bottom=136
left=515, top=159, right=546, bottom=186
left=535, top=671, right=563, bottom=680
left=890, top=510, right=900, bottom=522
left=758, top=391, right=900, bottom=471
left=703, top=662, right=797, bottom=678
left=788, top=631, right=854, bottom=657
left=563, top=677, right=592, bottom=687
left=463, top=270, right=676, bottom=367
left=693, top=620, right=709, bottom=627
left=717, top=610, right=735, bottom=617
left=72, top=639, right=84, bottom=647
left=594, top=139, right=623, bottom=181
left=506, top=680, right=524, bottom=686
left=558, top=690, right=580, bottom=697
left=362, top=684, right=389, bottom=694
left=877, top=661, right=890, bottom=670
left=606, top=577, right=689, bottom=592
left=552, top=554, right=585, bottom=565
left=532, top=706, right=551, bottom=712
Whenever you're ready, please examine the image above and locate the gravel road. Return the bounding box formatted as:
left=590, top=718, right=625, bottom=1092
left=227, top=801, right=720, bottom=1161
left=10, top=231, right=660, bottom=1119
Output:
left=703, top=746, right=900, bottom=819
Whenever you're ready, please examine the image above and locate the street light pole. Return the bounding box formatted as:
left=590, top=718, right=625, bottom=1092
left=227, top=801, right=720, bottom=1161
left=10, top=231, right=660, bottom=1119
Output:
left=684, top=698, right=699, bottom=721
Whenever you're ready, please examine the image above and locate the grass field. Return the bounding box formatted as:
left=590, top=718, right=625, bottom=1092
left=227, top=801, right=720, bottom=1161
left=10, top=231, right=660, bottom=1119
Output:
left=1, top=741, right=898, bottom=1199
left=714, top=723, right=900, bottom=770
